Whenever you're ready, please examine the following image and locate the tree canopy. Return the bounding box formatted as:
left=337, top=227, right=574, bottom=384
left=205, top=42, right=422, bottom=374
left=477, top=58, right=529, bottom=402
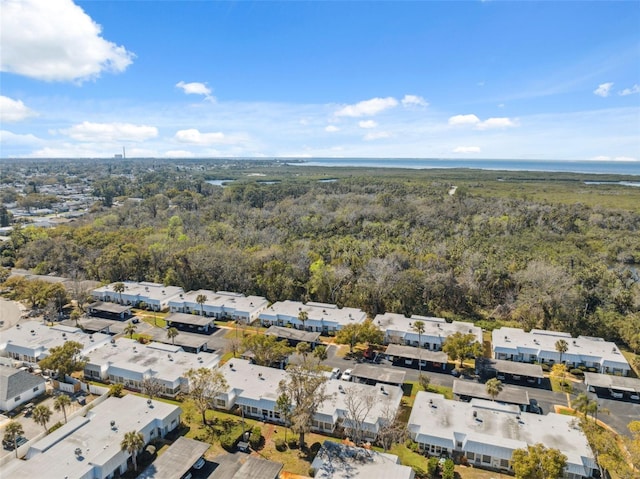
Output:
left=512, top=443, right=567, bottom=479
left=38, top=340, right=86, bottom=378
left=442, top=332, right=483, bottom=368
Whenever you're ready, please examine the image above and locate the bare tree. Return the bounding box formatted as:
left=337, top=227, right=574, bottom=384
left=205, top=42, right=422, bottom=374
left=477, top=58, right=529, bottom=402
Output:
left=184, top=368, right=228, bottom=425
left=342, top=386, right=377, bottom=446
left=142, top=376, right=164, bottom=400
left=376, top=401, right=407, bottom=451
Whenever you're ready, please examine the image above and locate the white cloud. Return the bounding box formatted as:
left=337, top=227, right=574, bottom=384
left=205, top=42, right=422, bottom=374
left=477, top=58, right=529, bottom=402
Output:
left=176, top=81, right=214, bottom=100
left=1, top=0, right=134, bottom=83
left=358, top=120, right=378, bottom=129
left=448, top=114, right=480, bottom=126
left=589, top=156, right=611, bottom=161
left=619, top=84, right=640, bottom=96
left=0, top=129, right=42, bottom=145
left=401, top=95, right=428, bottom=108
left=325, top=125, right=340, bottom=132
left=0, top=96, right=37, bottom=122
left=60, top=121, right=158, bottom=141
left=614, top=156, right=638, bottom=162
left=476, top=117, right=518, bottom=130
left=164, top=150, right=195, bottom=158
left=453, top=146, right=481, bottom=153
left=594, top=82, right=614, bottom=97
left=174, top=128, right=244, bottom=145
left=335, top=97, right=398, bottom=117
left=364, top=131, right=391, bottom=141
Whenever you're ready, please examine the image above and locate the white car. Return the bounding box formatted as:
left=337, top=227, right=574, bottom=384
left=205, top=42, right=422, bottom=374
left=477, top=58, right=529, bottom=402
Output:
left=330, top=368, right=341, bottom=379
left=193, top=457, right=205, bottom=470
left=341, top=369, right=352, bottom=382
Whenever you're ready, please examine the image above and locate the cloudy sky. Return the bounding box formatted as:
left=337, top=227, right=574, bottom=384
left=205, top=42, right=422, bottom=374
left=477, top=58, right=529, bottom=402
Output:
left=1, top=0, right=639, bottom=161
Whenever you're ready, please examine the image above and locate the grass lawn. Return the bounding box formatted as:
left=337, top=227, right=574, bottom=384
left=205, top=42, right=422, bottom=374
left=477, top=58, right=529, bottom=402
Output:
left=550, top=376, right=573, bottom=394
left=456, top=466, right=512, bottom=479
left=387, top=443, right=429, bottom=472
left=620, top=350, right=639, bottom=377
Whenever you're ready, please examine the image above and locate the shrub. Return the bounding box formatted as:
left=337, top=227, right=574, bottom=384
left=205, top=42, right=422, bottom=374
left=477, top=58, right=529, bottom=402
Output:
left=48, top=421, right=63, bottom=433
left=426, top=457, right=439, bottom=478
left=412, top=465, right=427, bottom=479
left=570, top=368, right=584, bottom=376
left=541, top=363, right=550, bottom=372
left=249, top=426, right=263, bottom=450
left=406, top=439, right=420, bottom=452
left=109, top=383, right=124, bottom=398
left=274, top=438, right=287, bottom=451
left=442, top=458, right=455, bottom=479
left=220, top=432, right=237, bottom=451
left=287, top=438, right=299, bottom=449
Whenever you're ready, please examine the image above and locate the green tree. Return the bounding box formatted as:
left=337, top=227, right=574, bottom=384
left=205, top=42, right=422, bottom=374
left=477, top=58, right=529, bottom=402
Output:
left=412, top=320, right=426, bottom=374
left=167, top=327, right=179, bottom=345
left=512, top=443, right=567, bottom=479
left=184, top=367, right=228, bottom=425
left=33, top=404, right=52, bottom=433
left=335, top=320, right=384, bottom=354
left=485, top=378, right=503, bottom=401
left=124, top=322, right=137, bottom=339
left=121, top=430, right=145, bottom=472
left=113, top=282, right=125, bottom=304
left=38, top=341, right=86, bottom=378
left=4, top=421, right=24, bottom=457
left=418, top=373, right=431, bottom=391
left=296, top=341, right=310, bottom=357
left=298, top=310, right=309, bottom=331
left=555, top=339, right=568, bottom=365
left=241, top=334, right=293, bottom=367
left=313, top=344, right=328, bottom=363
left=196, top=293, right=207, bottom=316
left=53, top=394, right=72, bottom=424
left=275, top=386, right=293, bottom=441
left=442, top=332, right=483, bottom=368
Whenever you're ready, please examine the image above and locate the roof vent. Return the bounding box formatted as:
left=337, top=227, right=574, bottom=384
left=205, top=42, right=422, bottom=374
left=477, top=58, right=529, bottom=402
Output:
left=473, top=411, right=477, bottom=418
left=62, top=332, right=66, bottom=337
left=168, top=355, right=173, bottom=361
left=258, top=372, right=264, bottom=379
left=31, top=329, right=35, bottom=335
left=338, top=384, right=344, bottom=393
left=16, top=324, right=20, bottom=329
left=147, top=399, right=153, bottom=407
left=110, top=420, right=117, bottom=430
left=573, top=340, right=577, bottom=345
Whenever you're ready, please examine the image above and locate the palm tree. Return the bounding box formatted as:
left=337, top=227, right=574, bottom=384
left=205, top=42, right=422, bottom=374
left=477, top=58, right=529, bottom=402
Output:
left=167, top=327, right=179, bottom=345
left=121, top=430, right=145, bottom=472
left=54, top=394, right=72, bottom=424
left=124, top=322, right=137, bottom=339
left=485, top=378, right=504, bottom=401
left=555, top=339, right=569, bottom=365
left=113, top=282, right=125, bottom=304
left=196, top=293, right=207, bottom=317
left=298, top=310, right=309, bottom=331
left=32, top=404, right=52, bottom=433
left=4, top=421, right=24, bottom=457
left=412, top=320, right=426, bottom=374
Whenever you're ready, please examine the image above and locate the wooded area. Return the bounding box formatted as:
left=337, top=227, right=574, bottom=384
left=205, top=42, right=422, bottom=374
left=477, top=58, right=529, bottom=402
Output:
left=1, top=159, right=639, bottom=354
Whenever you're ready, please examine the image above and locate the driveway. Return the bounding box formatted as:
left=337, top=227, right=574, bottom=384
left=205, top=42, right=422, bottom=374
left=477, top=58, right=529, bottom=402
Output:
left=0, top=298, right=25, bottom=331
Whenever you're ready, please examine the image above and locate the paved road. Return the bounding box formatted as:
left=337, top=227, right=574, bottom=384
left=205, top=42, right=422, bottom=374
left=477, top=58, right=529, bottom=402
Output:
left=0, top=298, right=24, bottom=331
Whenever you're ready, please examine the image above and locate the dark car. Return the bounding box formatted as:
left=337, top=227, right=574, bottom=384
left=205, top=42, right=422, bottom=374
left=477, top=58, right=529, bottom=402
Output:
left=3, top=435, right=28, bottom=450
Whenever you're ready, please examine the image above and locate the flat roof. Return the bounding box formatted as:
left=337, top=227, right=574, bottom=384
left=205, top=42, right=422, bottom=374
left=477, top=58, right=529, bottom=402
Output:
left=476, top=357, right=545, bottom=379
left=168, top=289, right=268, bottom=314
left=166, top=312, right=213, bottom=327
left=64, top=318, right=113, bottom=333
left=259, top=300, right=367, bottom=326
left=385, top=344, right=449, bottom=363
left=139, top=437, right=210, bottom=479
left=265, top=325, right=320, bottom=343
left=375, top=313, right=482, bottom=342
left=584, top=372, right=640, bottom=393
left=351, top=363, right=406, bottom=385
left=88, top=301, right=132, bottom=314
left=452, top=379, right=530, bottom=405
left=93, top=281, right=184, bottom=302
left=147, top=329, right=210, bottom=349
left=233, top=456, right=283, bottom=479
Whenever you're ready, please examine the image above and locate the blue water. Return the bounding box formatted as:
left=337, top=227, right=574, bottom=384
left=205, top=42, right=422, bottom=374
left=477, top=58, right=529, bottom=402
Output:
left=290, top=158, right=640, bottom=176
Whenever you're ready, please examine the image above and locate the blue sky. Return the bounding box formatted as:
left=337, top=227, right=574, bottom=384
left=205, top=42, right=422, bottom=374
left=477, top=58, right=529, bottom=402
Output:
left=1, top=0, right=639, bottom=161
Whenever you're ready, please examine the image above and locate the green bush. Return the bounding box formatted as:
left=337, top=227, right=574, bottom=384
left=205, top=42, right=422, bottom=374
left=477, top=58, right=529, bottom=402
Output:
left=426, top=457, right=439, bottom=478
left=249, top=426, right=263, bottom=450
left=109, top=383, right=124, bottom=397
left=541, top=363, right=550, bottom=372
left=406, top=439, right=420, bottom=452
left=48, top=421, right=63, bottom=433
left=412, top=465, right=427, bottom=479
left=274, top=438, right=287, bottom=451
left=220, top=432, right=237, bottom=451
left=287, top=438, right=299, bottom=449
left=570, top=368, right=584, bottom=376
left=442, top=459, right=455, bottom=479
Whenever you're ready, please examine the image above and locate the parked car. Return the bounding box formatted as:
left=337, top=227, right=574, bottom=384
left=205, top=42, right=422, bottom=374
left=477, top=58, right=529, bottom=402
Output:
left=3, top=435, right=28, bottom=450
left=341, top=369, right=352, bottom=382
left=330, top=368, right=341, bottom=379
left=609, top=389, right=623, bottom=399
left=193, top=457, right=205, bottom=470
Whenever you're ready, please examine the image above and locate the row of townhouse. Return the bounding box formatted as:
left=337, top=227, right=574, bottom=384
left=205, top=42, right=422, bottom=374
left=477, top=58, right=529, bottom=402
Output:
left=492, top=327, right=631, bottom=376
left=215, top=359, right=403, bottom=442
left=408, top=391, right=597, bottom=479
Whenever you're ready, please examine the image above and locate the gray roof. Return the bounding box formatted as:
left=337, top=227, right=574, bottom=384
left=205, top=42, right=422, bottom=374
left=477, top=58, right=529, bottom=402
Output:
left=0, top=367, right=46, bottom=401
left=476, top=358, right=545, bottom=379
left=385, top=344, right=449, bottom=363
left=139, top=437, right=210, bottom=479
left=264, top=325, right=320, bottom=343
left=584, top=372, right=640, bottom=393
left=166, top=312, right=213, bottom=327
left=233, top=457, right=283, bottom=479
left=147, top=329, right=210, bottom=349
left=69, top=318, right=113, bottom=333
left=351, top=363, right=406, bottom=385
left=88, top=301, right=132, bottom=314
left=452, top=379, right=529, bottom=406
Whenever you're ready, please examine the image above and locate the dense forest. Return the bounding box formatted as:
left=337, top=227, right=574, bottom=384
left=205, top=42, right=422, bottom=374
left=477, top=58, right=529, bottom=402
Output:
left=1, top=159, right=639, bottom=354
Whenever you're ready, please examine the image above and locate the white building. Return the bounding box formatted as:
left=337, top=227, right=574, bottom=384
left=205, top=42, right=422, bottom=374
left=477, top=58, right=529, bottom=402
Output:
left=374, top=313, right=483, bottom=350
left=4, top=394, right=182, bottom=479
left=84, top=338, right=219, bottom=398
left=0, top=321, right=111, bottom=367
left=92, top=281, right=184, bottom=312
left=492, top=327, right=630, bottom=376
left=258, top=300, right=367, bottom=333
left=408, top=391, right=597, bottom=479
left=0, top=367, right=46, bottom=412
left=216, top=359, right=402, bottom=441
left=168, top=289, right=268, bottom=323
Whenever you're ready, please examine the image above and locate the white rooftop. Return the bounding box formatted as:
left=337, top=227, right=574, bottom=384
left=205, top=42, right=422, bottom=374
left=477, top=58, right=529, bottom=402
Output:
left=169, top=289, right=268, bottom=312
left=260, top=300, right=367, bottom=326
left=375, top=313, right=482, bottom=340
left=94, top=281, right=184, bottom=302
left=221, top=358, right=288, bottom=405
left=86, top=338, right=220, bottom=382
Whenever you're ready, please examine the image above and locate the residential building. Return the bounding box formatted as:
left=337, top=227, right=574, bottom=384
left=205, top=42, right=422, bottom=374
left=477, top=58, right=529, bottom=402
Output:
left=0, top=321, right=111, bottom=366
left=92, top=281, right=184, bottom=312
left=492, top=327, right=630, bottom=376
left=258, top=300, right=367, bottom=333
left=168, top=289, right=269, bottom=323
left=215, top=359, right=402, bottom=441
left=408, top=391, right=597, bottom=479
left=4, top=394, right=182, bottom=479
left=84, top=338, right=220, bottom=398
left=0, top=367, right=46, bottom=412
left=311, top=440, right=415, bottom=479
left=374, top=313, right=483, bottom=350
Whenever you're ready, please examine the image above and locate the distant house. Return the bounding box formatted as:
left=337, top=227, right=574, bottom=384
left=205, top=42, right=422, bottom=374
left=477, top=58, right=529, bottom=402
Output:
left=408, top=391, right=597, bottom=478
left=0, top=367, right=46, bottom=413
left=258, top=300, right=367, bottom=334
left=492, top=327, right=631, bottom=376
left=168, top=289, right=268, bottom=323
left=374, top=312, right=482, bottom=350
left=92, top=281, right=184, bottom=312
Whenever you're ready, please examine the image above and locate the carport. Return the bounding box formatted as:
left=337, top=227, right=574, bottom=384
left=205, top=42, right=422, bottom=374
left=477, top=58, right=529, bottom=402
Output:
left=452, top=379, right=530, bottom=408
left=138, top=437, right=209, bottom=479
left=584, top=372, right=640, bottom=401
left=264, top=325, right=320, bottom=348
left=166, top=312, right=215, bottom=334
left=476, top=357, right=544, bottom=385
left=350, top=363, right=406, bottom=386
left=385, top=344, right=448, bottom=371
left=87, top=301, right=132, bottom=321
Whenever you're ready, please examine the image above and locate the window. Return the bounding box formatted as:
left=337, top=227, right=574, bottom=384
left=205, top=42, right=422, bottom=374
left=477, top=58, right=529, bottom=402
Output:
left=482, top=455, right=491, bottom=464
left=33, top=386, right=39, bottom=392
left=466, top=452, right=475, bottom=460
left=456, top=441, right=462, bottom=449
left=14, top=396, right=21, bottom=402
left=500, top=459, right=509, bottom=468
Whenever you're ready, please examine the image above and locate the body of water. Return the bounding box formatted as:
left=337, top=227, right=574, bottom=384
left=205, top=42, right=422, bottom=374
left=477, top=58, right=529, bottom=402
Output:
left=291, top=158, right=640, bottom=176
